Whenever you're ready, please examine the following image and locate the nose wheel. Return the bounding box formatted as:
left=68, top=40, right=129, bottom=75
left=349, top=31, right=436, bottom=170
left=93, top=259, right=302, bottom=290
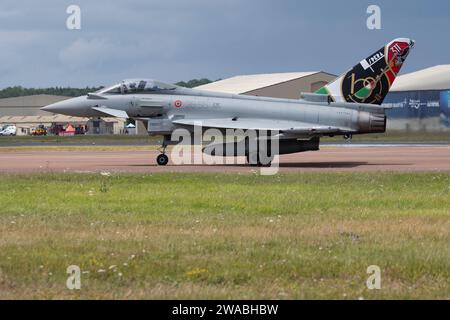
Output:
left=156, top=135, right=170, bottom=166
left=156, top=154, right=169, bottom=166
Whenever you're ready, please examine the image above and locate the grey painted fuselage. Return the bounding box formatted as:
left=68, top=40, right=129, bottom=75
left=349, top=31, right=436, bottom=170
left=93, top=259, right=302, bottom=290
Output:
left=42, top=83, right=385, bottom=138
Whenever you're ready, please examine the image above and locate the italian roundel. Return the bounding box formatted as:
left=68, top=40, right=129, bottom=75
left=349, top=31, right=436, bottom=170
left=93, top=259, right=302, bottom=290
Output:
left=174, top=100, right=183, bottom=108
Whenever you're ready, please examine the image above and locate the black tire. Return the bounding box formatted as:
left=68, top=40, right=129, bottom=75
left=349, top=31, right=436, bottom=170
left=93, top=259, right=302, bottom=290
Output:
left=156, top=154, right=169, bottom=166
left=246, top=153, right=259, bottom=166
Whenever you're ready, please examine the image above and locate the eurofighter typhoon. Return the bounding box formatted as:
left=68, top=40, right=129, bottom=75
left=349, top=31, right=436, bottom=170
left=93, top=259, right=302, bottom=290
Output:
left=42, top=38, right=414, bottom=166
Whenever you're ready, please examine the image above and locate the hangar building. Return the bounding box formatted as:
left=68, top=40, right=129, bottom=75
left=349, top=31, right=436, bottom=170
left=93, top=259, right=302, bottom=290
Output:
left=0, top=94, right=126, bottom=135
left=0, top=94, right=69, bottom=116
left=196, top=71, right=337, bottom=99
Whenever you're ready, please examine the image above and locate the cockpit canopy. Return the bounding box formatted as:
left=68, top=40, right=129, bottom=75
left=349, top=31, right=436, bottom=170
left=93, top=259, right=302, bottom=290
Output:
left=97, top=79, right=179, bottom=95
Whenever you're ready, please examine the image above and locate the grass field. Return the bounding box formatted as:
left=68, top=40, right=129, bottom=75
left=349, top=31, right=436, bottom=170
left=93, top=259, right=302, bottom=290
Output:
left=0, top=172, right=449, bottom=299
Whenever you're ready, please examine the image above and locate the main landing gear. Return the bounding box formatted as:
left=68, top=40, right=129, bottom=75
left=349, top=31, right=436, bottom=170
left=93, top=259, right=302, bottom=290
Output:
left=344, top=133, right=353, bottom=141
left=246, top=152, right=274, bottom=167
left=156, top=135, right=170, bottom=166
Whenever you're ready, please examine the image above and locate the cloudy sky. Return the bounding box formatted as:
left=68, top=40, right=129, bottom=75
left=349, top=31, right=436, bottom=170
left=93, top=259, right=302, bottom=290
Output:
left=1, top=0, right=449, bottom=88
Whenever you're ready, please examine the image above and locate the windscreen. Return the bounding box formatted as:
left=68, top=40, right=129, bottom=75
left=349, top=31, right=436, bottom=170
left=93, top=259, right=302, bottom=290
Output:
left=97, top=79, right=179, bottom=95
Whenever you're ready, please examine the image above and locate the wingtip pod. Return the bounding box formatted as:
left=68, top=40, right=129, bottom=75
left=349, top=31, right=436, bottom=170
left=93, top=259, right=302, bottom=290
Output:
left=315, top=38, right=415, bottom=105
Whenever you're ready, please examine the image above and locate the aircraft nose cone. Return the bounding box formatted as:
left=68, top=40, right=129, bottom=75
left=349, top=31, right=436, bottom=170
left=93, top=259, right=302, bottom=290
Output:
left=41, top=102, right=64, bottom=113
left=41, top=96, right=89, bottom=116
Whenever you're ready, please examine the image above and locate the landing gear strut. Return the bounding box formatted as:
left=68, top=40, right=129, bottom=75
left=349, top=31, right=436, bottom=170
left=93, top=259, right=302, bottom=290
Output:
left=245, top=132, right=274, bottom=167
left=156, top=135, right=170, bottom=166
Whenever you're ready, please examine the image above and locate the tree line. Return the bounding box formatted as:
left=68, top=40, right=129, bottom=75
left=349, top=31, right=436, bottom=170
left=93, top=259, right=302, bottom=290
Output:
left=0, top=78, right=214, bottom=99
left=174, top=78, right=212, bottom=88
left=0, top=86, right=104, bottom=99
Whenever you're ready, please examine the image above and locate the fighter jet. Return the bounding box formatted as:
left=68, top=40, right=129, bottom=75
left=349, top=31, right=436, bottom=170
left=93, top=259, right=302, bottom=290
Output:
left=42, top=38, right=414, bottom=166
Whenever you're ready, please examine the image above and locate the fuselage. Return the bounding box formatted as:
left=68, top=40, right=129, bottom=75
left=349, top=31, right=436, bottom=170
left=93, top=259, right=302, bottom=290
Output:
left=42, top=85, right=385, bottom=136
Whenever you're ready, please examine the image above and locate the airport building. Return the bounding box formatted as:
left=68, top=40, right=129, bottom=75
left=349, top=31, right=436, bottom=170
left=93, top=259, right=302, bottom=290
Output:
left=0, top=94, right=126, bottom=135
left=384, top=65, right=450, bottom=131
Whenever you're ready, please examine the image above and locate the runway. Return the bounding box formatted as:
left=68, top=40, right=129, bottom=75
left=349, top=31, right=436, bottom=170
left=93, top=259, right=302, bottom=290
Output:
left=0, top=145, right=449, bottom=173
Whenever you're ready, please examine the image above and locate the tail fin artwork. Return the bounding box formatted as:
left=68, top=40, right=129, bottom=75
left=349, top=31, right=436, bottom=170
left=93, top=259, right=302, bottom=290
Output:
left=315, top=38, right=415, bottom=105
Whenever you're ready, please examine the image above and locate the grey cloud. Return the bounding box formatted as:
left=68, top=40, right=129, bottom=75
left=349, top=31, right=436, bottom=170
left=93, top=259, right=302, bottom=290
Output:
left=0, top=0, right=449, bottom=87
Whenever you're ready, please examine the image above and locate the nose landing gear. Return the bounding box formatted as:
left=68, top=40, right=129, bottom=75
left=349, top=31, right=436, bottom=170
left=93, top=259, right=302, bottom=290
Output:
left=156, top=135, right=170, bottom=166
left=156, top=153, right=169, bottom=166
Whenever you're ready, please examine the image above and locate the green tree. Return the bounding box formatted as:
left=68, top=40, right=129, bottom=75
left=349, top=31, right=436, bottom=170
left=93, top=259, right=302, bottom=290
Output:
left=0, top=86, right=104, bottom=99
left=0, top=78, right=221, bottom=98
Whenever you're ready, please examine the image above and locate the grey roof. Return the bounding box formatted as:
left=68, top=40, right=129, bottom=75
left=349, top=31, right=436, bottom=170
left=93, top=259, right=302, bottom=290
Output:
left=0, top=115, right=121, bottom=123
left=196, top=71, right=335, bottom=94
left=391, top=65, right=450, bottom=91
left=0, top=95, right=70, bottom=108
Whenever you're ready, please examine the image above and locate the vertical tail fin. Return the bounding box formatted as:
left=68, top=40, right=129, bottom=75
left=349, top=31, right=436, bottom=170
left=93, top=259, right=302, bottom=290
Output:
left=315, top=38, right=415, bottom=105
